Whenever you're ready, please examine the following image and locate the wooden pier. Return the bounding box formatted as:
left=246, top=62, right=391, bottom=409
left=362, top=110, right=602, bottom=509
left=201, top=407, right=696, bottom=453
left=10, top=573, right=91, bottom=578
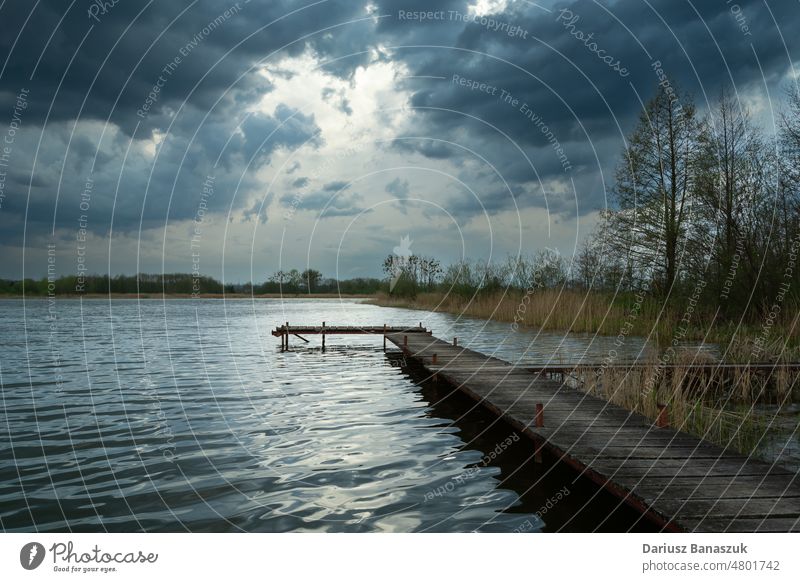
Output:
left=276, top=324, right=800, bottom=532
left=271, top=322, right=430, bottom=351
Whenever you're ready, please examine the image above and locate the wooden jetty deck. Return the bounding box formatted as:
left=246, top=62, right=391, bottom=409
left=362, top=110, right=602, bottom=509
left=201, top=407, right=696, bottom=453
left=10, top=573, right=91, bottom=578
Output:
left=275, top=324, right=800, bottom=532
left=271, top=323, right=430, bottom=351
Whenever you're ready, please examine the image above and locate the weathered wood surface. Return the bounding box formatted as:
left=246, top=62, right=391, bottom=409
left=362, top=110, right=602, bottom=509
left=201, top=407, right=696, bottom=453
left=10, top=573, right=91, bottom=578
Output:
left=385, top=332, right=800, bottom=532
left=526, top=363, right=800, bottom=372
left=272, top=324, right=431, bottom=336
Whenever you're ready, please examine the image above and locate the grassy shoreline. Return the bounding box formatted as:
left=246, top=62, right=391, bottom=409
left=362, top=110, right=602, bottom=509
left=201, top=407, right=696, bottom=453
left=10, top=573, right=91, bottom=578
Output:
left=368, top=289, right=800, bottom=348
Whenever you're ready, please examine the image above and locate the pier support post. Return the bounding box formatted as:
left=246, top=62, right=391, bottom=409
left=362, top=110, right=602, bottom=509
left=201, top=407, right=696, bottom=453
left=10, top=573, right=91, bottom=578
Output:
left=432, top=353, right=438, bottom=364
left=534, top=404, right=545, bottom=464
left=322, top=321, right=326, bottom=351
left=453, top=337, right=458, bottom=347
left=535, top=403, right=544, bottom=428
left=656, top=404, right=669, bottom=428
left=383, top=324, right=387, bottom=351
left=403, top=335, right=407, bottom=347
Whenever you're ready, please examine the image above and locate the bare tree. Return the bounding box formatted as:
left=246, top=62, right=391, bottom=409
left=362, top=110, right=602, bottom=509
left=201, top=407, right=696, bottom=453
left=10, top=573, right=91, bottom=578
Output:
left=607, top=83, right=700, bottom=295
left=574, top=239, right=604, bottom=290
left=693, top=91, right=765, bottom=303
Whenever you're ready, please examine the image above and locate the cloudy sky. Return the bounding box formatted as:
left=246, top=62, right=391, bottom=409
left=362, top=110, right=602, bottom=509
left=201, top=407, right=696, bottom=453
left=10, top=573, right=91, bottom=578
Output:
left=0, top=0, right=798, bottom=283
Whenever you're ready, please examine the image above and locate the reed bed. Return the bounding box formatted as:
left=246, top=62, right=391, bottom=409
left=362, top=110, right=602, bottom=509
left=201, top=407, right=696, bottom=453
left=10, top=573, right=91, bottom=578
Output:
left=572, top=353, right=790, bottom=456
left=371, top=289, right=800, bottom=346
left=372, top=289, right=696, bottom=342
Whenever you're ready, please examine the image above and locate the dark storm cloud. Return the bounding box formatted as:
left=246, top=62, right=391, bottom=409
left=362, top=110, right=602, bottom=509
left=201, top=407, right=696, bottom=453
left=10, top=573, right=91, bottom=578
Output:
left=0, top=98, right=321, bottom=248
left=375, top=0, right=800, bottom=218
left=384, top=177, right=409, bottom=198
left=239, top=104, right=321, bottom=165
left=320, top=180, right=350, bottom=192
left=0, top=0, right=369, bottom=133
left=1, top=0, right=798, bottom=276
left=279, top=188, right=365, bottom=218
left=0, top=0, right=351, bottom=253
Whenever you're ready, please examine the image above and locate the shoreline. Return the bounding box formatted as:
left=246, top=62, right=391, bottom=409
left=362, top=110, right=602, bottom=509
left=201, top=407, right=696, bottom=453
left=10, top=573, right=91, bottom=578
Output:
left=0, top=293, right=376, bottom=300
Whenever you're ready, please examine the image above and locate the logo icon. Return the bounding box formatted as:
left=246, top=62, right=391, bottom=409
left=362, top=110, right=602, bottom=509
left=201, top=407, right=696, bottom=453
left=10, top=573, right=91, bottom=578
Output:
left=20, top=542, right=46, bottom=570
left=389, top=235, right=413, bottom=291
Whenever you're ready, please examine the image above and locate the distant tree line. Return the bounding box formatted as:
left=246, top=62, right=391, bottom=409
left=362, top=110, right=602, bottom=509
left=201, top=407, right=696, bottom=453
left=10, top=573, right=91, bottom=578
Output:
left=0, top=273, right=224, bottom=295
left=0, top=271, right=382, bottom=296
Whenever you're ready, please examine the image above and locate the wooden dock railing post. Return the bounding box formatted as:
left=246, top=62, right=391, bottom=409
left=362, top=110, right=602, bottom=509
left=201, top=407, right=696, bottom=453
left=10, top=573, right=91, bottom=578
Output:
left=432, top=353, right=438, bottom=364
left=403, top=335, right=407, bottom=347
left=453, top=337, right=458, bottom=347
left=656, top=403, right=669, bottom=428
left=383, top=324, right=387, bottom=351
left=322, top=321, right=326, bottom=351
left=534, top=404, right=545, bottom=464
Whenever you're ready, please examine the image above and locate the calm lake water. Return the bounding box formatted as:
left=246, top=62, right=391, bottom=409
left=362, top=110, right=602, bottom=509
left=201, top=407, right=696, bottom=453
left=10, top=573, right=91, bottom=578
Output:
left=0, top=297, right=707, bottom=532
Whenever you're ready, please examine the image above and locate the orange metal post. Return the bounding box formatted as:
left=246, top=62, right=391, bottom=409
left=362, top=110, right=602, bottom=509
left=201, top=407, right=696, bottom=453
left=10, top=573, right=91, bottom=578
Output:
left=656, top=404, right=669, bottom=428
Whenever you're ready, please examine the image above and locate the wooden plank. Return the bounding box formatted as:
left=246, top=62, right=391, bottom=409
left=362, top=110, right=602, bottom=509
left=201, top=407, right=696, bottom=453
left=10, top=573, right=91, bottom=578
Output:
left=682, top=517, right=800, bottom=532
left=632, top=476, right=800, bottom=500
left=585, top=458, right=794, bottom=479
left=651, top=496, right=800, bottom=519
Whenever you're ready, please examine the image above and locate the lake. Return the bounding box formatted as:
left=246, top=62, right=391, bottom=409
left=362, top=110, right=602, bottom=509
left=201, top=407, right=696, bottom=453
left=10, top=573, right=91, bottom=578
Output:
left=0, top=297, right=685, bottom=532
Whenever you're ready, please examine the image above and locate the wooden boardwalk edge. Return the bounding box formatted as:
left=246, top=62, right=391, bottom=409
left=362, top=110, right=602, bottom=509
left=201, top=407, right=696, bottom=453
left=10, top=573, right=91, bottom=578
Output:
left=383, top=332, right=800, bottom=533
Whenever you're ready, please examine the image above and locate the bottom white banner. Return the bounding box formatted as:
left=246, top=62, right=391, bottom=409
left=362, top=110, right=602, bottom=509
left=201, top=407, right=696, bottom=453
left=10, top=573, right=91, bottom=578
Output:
left=0, top=533, right=796, bottom=581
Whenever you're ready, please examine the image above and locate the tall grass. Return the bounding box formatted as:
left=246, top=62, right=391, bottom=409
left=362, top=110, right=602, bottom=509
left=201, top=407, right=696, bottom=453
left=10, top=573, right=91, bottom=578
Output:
left=372, top=288, right=652, bottom=332
left=573, top=355, right=777, bottom=456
